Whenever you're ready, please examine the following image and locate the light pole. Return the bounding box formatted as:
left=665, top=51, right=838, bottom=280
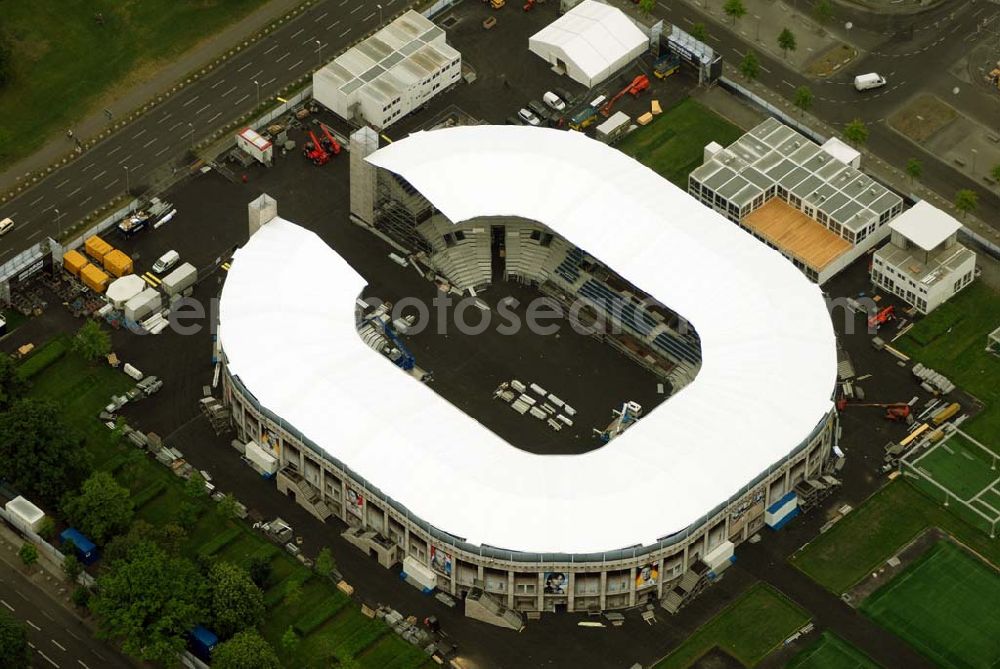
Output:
left=254, top=79, right=260, bottom=108
left=123, top=165, right=129, bottom=196
left=971, top=148, right=978, bottom=175
left=187, top=122, right=195, bottom=151
left=316, top=40, right=324, bottom=67
left=377, top=3, right=383, bottom=25
left=754, top=14, right=761, bottom=41
left=54, top=208, right=62, bottom=240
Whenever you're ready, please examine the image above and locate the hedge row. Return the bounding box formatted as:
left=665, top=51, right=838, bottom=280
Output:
left=294, top=593, right=349, bottom=636
left=197, top=527, right=242, bottom=557
left=131, top=481, right=167, bottom=509
left=17, top=338, right=68, bottom=379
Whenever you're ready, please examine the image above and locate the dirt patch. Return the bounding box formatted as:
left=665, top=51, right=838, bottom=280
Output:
left=889, top=95, right=957, bottom=144
left=841, top=527, right=946, bottom=606
left=692, top=646, right=745, bottom=669
left=805, top=43, right=857, bottom=78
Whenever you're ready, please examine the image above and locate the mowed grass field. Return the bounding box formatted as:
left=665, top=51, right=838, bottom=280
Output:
left=0, top=0, right=271, bottom=169
left=896, top=282, right=1000, bottom=445
left=653, top=583, right=809, bottom=669
left=617, top=98, right=743, bottom=188
left=791, top=481, right=1000, bottom=594
left=914, top=433, right=1000, bottom=503
left=787, top=632, right=880, bottom=669
left=860, top=541, right=1000, bottom=669
left=20, top=338, right=429, bottom=669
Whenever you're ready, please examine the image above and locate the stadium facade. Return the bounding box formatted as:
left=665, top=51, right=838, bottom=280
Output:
left=219, top=127, right=838, bottom=617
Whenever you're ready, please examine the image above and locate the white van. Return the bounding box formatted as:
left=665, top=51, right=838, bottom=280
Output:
left=854, top=73, right=886, bottom=92
left=0, top=217, right=13, bottom=236
left=153, top=250, right=180, bottom=274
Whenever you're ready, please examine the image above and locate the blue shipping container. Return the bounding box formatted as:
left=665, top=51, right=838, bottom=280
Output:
left=59, top=528, right=99, bottom=565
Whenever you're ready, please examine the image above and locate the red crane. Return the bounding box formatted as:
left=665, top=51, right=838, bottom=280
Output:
left=600, top=75, right=650, bottom=117
left=320, top=124, right=342, bottom=155
left=867, top=305, right=895, bottom=329
left=836, top=398, right=911, bottom=421
left=302, top=130, right=329, bottom=166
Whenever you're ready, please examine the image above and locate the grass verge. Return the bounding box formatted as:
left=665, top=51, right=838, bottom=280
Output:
left=787, top=631, right=880, bottom=669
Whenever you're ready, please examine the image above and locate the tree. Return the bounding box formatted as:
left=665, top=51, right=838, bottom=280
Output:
left=0, top=399, right=90, bottom=507
left=0, top=355, right=27, bottom=412
left=62, top=471, right=133, bottom=544
left=18, top=543, right=37, bottom=569
left=0, top=610, right=30, bottom=669
left=906, top=158, right=923, bottom=183
left=793, top=86, right=813, bottom=114
left=315, top=547, right=336, bottom=579
left=991, top=163, right=1000, bottom=183
left=281, top=627, right=299, bottom=654
left=72, top=320, right=111, bottom=362
left=185, top=471, right=208, bottom=499
left=723, top=0, right=747, bottom=24
left=843, top=119, right=868, bottom=145
left=62, top=554, right=83, bottom=582
left=954, top=189, right=979, bottom=218
left=208, top=562, right=264, bottom=639
left=218, top=493, right=239, bottom=520
left=36, top=517, right=55, bottom=541
left=105, top=520, right=185, bottom=564
left=213, top=630, right=280, bottom=669
left=90, top=541, right=207, bottom=666
left=248, top=555, right=272, bottom=589
left=777, top=28, right=797, bottom=59
left=638, top=0, right=655, bottom=17
left=814, top=0, right=834, bottom=25
left=740, top=51, right=760, bottom=81
left=283, top=577, right=304, bottom=607
left=71, top=586, right=91, bottom=609
left=690, top=23, right=708, bottom=42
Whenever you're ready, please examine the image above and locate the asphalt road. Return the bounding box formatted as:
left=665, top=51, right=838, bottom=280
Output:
left=0, top=0, right=396, bottom=264
left=655, top=0, right=1000, bottom=223
left=0, top=561, right=133, bottom=669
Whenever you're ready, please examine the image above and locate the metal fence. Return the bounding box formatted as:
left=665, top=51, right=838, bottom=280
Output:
left=0, top=506, right=95, bottom=587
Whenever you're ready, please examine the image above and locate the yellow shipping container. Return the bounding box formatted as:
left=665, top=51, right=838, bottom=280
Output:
left=103, top=249, right=133, bottom=277
left=62, top=249, right=89, bottom=277
left=84, top=235, right=113, bottom=262
left=80, top=264, right=110, bottom=294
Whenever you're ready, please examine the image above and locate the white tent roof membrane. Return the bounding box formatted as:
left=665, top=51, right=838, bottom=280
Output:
left=220, top=126, right=836, bottom=555
left=889, top=200, right=962, bottom=252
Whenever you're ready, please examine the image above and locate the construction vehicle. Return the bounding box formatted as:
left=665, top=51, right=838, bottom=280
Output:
left=302, top=130, right=329, bottom=166
left=836, top=397, right=911, bottom=421
left=488, top=0, right=505, bottom=9
left=319, top=124, right=342, bottom=155
left=930, top=402, right=960, bottom=426
left=600, top=75, right=650, bottom=117
left=568, top=106, right=598, bottom=131
left=653, top=54, right=681, bottom=79
left=867, top=305, right=895, bottom=329
left=594, top=401, right=642, bottom=443
left=523, top=0, right=535, bottom=10
left=118, top=197, right=172, bottom=238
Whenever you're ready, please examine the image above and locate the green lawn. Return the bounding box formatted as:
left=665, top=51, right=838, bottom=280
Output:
left=915, top=433, right=1000, bottom=502
left=787, top=632, right=880, bottom=669
left=20, top=338, right=424, bottom=667
left=652, top=583, right=809, bottom=669
left=0, top=0, right=272, bottom=169
left=895, top=282, right=1000, bottom=445
left=792, top=481, right=1000, bottom=594
left=617, top=98, right=743, bottom=187
left=861, top=541, right=1000, bottom=669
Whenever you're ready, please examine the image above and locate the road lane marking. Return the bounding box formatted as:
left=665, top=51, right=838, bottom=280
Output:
left=339, top=28, right=351, bottom=37
left=276, top=52, right=290, bottom=63
left=68, top=187, right=82, bottom=197
left=169, top=121, right=184, bottom=131
left=211, top=79, right=225, bottom=89
left=66, top=630, right=80, bottom=641
left=195, top=103, right=211, bottom=115
left=80, top=196, right=93, bottom=207
left=364, top=11, right=375, bottom=21
left=182, top=96, right=199, bottom=107
left=29, top=195, right=44, bottom=206
left=81, top=163, right=95, bottom=173
left=42, top=204, right=54, bottom=213
left=14, top=590, right=26, bottom=600
left=292, top=28, right=304, bottom=39
left=41, top=610, right=54, bottom=621
left=235, top=94, right=250, bottom=105
left=760, top=64, right=771, bottom=73
left=288, top=59, right=303, bottom=71
left=132, top=162, right=144, bottom=171
left=0, top=599, right=13, bottom=611
left=350, top=4, right=363, bottom=13
left=317, top=11, right=328, bottom=20
left=104, top=178, right=121, bottom=189
left=155, top=146, right=170, bottom=157
left=221, top=85, right=237, bottom=98
left=142, top=137, right=158, bottom=148
left=52, top=640, right=66, bottom=651
left=207, top=112, right=222, bottom=124
left=302, top=35, right=316, bottom=44
left=237, top=61, right=252, bottom=72
left=27, top=230, right=41, bottom=240
left=250, top=69, right=263, bottom=79
left=91, top=169, right=107, bottom=181
left=132, top=128, right=147, bottom=139
left=26, top=619, right=40, bottom=631
left=340, top=0, right=348, bottom=5
left=78, top=662, right=90, bottom=669
left=262, top=77, right=276, bottom=87
left=328, top=20, right=340, bottom=29
left=38, top=651, right=58, bottom=667
left=55, top=178, right=70, bottom=189
left=117, top=154, right=131, bottom=165
left=264, top=43, right=278, bottom=54
left=107, top=145, right=122, bottom=156
left=90, top=649, right=105, bottom=660
left=157, top=112, right=172, bottom=124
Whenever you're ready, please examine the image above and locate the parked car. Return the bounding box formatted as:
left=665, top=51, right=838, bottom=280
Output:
left=153, top=250, right=180, bottom=274
left=517, top=108, right=541, bottom=126
left=554, top=87, right=575, bottom=106
left=543, top=91, right=566, bottom=111
left=527, top=100, right=549, bottom=120
left=0, top=217, right=13, bottom=236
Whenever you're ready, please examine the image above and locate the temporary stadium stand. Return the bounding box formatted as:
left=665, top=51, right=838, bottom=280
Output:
left=220, top=126, right=836, bottom=555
